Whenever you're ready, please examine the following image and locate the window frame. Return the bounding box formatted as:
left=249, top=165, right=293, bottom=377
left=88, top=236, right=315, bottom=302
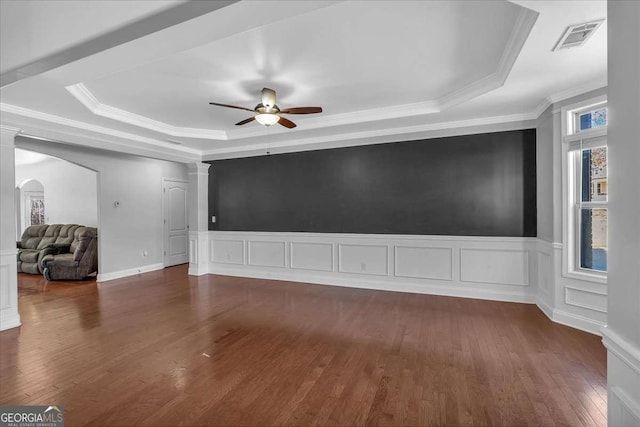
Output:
left=561, top=95, right=608, bottom=284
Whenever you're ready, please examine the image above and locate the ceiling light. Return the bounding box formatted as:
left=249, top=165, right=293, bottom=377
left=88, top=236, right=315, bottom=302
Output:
left=255, top=113, right=280, bottom=126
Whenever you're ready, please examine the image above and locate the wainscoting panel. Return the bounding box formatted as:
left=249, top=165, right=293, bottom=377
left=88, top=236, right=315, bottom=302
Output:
left=248, top=241, right=286, bottom=268
left=533, top=240, right=607, bottom=336
left=211, top=239, right=244, bottom=265
left=0, top=250, right=21, bottom=331
left=460, top=249, right=529, bottom=286
left=394, top=246, right=453, bottom=280
left=603, top=328, right=640, bottom=426
left=565, top=287, right=607, bottom=313
left=290, top=242, right=333, bottom=272
left=189, top=239, right=197, bottom=264
left=338, top=244, right=388, bottom=276
left=208, top=232, right=537, bottom=303
left=537, top=251, right=551, bottom=294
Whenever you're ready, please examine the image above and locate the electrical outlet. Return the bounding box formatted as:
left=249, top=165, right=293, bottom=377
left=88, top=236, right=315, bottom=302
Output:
left=211, top=215, right=216, bottom=223
left=360, top=263, right=366, bottom=271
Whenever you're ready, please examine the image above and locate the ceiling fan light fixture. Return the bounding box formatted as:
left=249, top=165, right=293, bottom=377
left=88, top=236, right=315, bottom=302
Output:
left=209, top=87, right=321, bottom=129
left=255, top=113, right=280, bottom=126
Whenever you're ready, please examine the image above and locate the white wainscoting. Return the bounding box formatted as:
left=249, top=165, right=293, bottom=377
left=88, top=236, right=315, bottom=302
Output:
left=207, top=231, right=538, bottom=303
left=534, top=240, right=607, bottom=336
left=0, top=249, right=21, bottom=331
left=602, top=327, right=640, bottom=426
left=187, top=230, right=210, bottom=276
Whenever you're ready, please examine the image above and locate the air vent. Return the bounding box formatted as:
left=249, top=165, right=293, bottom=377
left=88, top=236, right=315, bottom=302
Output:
left=553, top=19, right=604, bottom=51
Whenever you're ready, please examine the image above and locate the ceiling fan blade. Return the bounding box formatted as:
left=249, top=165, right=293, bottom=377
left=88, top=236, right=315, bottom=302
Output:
left=235, top=116, right=256, bottom=126
left=279, top=107, right=323, bottom=114
left=209, top=102, right=255, bottom=112
left=278, top=116, right=297, bottom=128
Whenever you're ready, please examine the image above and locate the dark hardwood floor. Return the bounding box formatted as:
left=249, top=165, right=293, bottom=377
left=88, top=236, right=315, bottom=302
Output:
left=1, top=266, right=606, bottom=426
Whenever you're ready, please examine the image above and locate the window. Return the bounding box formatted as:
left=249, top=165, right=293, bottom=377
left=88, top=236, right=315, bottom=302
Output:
left=563, top=97, right=608, bottom=281
left=571, top=145, right=608, bottom=272
left=576, top=106, right=607, bottom=132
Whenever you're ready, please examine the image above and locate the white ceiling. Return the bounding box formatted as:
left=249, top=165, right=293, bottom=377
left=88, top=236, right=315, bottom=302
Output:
left=0, top=0, right=607, bottom=162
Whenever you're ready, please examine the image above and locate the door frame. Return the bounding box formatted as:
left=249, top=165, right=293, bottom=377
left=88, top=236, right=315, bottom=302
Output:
left=162, top=178, right=189, bottom=267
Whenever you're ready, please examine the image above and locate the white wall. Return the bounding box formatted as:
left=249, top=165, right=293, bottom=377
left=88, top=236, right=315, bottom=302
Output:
left=15, top=154, right=98, bottom=231
left=605, top=1, right=640, bottom=425
left=536, top=105, right=555, bottom=243
left=15, top=137, right=188, bottom=280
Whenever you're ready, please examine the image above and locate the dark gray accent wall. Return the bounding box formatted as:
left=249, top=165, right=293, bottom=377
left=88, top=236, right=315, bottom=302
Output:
left=207, top=129, right=536, bottom=236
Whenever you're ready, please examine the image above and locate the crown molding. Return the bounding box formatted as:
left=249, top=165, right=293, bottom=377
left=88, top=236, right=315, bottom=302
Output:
left=66, top=83, right=227, bottom=140
left=202, top=112, right=537, bottom=159
left=547, top=80, right=607, bottom=105
left=1, top=100, right=537, bottom=161
left=0, top=103, right=201, bottom=156
left=531, top=79, right=607, bottom=120
left=0, top=125, right=22, bottom=136
left=532, top=98, right=553, bottom=120
left=64, top=7, right=538, bottom=142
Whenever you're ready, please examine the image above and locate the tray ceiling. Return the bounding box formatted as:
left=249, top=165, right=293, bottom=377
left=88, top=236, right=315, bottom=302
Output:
left=0, top=1, right=607, bottom=161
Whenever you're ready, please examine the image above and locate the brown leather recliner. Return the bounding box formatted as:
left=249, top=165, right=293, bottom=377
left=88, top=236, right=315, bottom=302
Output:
left=41, top=227, right=98, bottom=281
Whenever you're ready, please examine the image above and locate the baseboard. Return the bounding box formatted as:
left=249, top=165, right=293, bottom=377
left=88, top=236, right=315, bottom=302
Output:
left=536, top=296, right=554, bottom=321
left=0, top=313, right=22, bottom=331
left=188, top=265, right=209, bottom=276
left=96, top=263, right=164, bottom=282
left=209, top=264, right=536, bottom=304
left=602, top=326, right=640, bottom=375
left=552, top=308, right=605, bottom=336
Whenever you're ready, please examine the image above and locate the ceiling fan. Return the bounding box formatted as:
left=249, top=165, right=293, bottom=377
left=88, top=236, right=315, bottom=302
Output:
left=209, top=87, right=322, bottom=128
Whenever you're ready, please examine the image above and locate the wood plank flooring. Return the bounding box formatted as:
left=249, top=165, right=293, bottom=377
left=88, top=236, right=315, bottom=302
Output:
left=1, top=265, right=606, bottom=426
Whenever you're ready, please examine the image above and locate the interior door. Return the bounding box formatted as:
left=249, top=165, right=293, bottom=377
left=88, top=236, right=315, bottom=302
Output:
left=163, top=179, right=188, bottom=267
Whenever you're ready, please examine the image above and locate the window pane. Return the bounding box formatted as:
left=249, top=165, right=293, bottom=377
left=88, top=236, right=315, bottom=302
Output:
left=580, top=208, right=607, bottom=272
left=578, top=107, right=607, bottom=131
left=581, top=147, right=607, bottom=202
left=580, top=112, right=592, bottom=130
left=592, top=108, right=607, bottom=127
left=30, top=198, right=45, bottom=225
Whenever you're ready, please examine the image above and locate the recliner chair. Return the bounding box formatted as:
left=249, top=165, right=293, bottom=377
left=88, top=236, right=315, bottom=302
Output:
left=17, top=224, right=50, bottom=274
left=17, top=224, right=81, bottom=274
left=41, top=227, right=98, bottom=281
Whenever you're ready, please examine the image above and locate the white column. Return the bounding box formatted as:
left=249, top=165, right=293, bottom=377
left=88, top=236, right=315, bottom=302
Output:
left=604, top=1, right=640, bottom=425
left=0, top=126, right=22, bottom=331
left=187, top=162, right=211, bottom=276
